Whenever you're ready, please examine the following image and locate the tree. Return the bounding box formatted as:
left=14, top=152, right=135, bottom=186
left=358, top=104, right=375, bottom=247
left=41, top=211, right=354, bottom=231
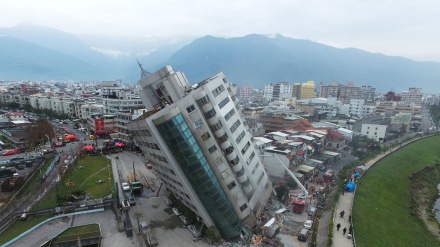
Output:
left=349, top=134, right=377, bottom=150
left=26, top=118, right=56, bottom=144
left=23, top=103, right=33, bottom=112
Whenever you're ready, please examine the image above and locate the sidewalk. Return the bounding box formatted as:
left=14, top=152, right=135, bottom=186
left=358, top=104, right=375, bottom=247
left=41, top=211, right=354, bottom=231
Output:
left=331, top=145, right=400, bottom=247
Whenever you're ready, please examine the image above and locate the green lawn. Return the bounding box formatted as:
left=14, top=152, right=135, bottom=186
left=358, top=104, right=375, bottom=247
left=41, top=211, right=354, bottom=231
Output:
left=353, top=135, right=440, bottom=247
left=53, top=224, right=101, bottom=243
left=35, top=155, right=114, bottom=210
left=0, top=216, right=50, bottom=245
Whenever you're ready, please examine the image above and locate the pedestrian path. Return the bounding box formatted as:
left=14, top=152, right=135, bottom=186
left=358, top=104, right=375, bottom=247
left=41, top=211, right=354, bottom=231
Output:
left=331, top=144, right=402, bottom=247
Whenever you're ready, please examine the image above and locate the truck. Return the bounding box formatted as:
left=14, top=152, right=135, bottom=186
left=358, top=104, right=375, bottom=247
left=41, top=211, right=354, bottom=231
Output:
left=323, top=170, right=335, bottom=183
left=292, top=200, right=305, bottom=213
left=128, top=174, right=143, bottom=194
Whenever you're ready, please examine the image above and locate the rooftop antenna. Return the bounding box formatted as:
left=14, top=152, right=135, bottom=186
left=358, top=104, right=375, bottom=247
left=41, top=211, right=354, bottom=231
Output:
left=137, top=59, right=151, bottom=80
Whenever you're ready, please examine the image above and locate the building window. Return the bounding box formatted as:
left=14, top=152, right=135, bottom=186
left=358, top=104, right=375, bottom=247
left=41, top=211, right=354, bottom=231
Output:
left=196, top=96, right=210, bottom=106
left=218, top=96, right=230, bottom=109
left=257, top=172, right=265, bottom=183
left=201, top=132, right=210, bottom=141
left=194, top=119, right=203, bottom=128
left=142, top=129, right=152, bottom=136
left=366, top=131, right=369, bottom=134
left=252, top=162, right=260, bottom=175
left=375, top=127, right=378, bottom=130
left=240, top=203, right=248, bottom=211
left=186, top=105, right=196, bottom=113
left=212, top=85, right=225, bottom=97
left=214, top=157, right=224, bottom=166
left=221, top=171, right=228, bottom=179
left=230, top=119, right=241, bottom=133
left=241, top=141, right=250, bottom=155
left=227, top=181, right=236, bottom=190
left=235, top=130, right=246, bottom=144
left=203, top=108, right=217, bottom=119
left=211, top=120, right=223, bottom=131
left=208, top=145, right=217, bottom=153
left=224, top=109, right=236, bottom=121
left=248, top=151, right=255, bottom=164
left=374, top=132, right=377, bottom=135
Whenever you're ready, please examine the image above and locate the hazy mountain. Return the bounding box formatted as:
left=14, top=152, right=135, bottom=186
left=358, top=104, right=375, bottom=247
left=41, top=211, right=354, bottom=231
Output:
left=151, top=34, right=440, bottom=93
left=1, top=24, right=440, bottom=93
left=0, top=24, right=189, bottom=82
left=0, top=36, right=104, bottom=80
left=0, top=24, right=119, bottom=74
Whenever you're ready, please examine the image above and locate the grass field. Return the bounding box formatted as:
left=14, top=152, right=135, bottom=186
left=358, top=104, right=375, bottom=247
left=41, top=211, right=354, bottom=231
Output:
left=35, top=155, right=114, bottom=210
left=54, top=224, right=101, bottom=243
left=18, top=156, right=55, bottom=197
left=0, top=216, right=50, bottom=245
left=353, top=135, right=440, bottom=247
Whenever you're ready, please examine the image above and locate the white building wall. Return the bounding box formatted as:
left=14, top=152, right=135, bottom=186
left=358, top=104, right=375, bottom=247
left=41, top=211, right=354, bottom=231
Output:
left=360, top=124, right=387, bottom=142
left=264, top=83, right=274, bottom=101
left=349, top=99, right=365, bottom=117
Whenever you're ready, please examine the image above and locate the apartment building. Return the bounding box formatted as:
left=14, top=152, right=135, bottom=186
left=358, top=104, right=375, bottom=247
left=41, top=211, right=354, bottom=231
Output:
left=264, top=82, right=293, bottom=101
left=128, top=66, right=272, bottom=239
left=238, top=85, right=254, bottom=101
left=401, top=88, right=423, bottom=105
left=300, top=81, right=315, bottom=99
left=360, top=124, right=387, bottom=143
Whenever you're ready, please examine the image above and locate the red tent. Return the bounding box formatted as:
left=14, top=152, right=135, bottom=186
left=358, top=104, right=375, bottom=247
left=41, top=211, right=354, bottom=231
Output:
left=82, top=145, right=95, bottom=151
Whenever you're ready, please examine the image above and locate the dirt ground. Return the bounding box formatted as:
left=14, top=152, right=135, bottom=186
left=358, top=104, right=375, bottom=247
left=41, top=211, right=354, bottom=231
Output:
left=409, top=164, right=440, bottom=239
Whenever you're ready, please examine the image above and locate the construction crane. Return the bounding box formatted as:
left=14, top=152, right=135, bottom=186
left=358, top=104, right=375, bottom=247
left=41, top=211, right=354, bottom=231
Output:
left=260, top=153, right=308, bottom=197
left=260, top=153, right=309, bottom=213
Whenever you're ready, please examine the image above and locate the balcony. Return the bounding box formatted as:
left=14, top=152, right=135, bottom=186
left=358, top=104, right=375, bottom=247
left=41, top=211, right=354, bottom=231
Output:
left=235, top=166, right=245, bottom=177
left=216, top=133, right=228, bottom=144
left=223, top=146, right=234, bottom=155
left=228, top=156, right=240, bottom=166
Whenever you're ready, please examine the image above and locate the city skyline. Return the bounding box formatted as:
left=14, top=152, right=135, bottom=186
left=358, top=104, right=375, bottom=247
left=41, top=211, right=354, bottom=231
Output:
left=1, top=0, right=440, bottom=63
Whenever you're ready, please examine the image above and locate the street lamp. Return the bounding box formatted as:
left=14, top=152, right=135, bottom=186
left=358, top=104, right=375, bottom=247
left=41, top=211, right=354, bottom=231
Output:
left=45, top=134, right=51, bottom=148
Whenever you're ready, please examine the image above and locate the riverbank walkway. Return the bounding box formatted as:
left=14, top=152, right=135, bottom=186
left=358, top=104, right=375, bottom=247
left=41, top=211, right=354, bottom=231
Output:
left=332, top=135, right=430, bottom=247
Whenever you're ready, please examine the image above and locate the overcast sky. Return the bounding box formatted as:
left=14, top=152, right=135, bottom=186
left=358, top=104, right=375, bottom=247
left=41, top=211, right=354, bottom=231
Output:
left=1, top=0, right=439, bottom=62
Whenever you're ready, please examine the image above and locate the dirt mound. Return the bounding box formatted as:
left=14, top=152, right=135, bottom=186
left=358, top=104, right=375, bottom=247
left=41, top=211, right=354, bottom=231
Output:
left=409, top=164, right=440, bottom=239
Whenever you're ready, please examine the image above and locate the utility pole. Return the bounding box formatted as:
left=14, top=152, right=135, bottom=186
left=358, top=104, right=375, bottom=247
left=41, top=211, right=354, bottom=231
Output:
left=132, top=162, right=136, bottom=181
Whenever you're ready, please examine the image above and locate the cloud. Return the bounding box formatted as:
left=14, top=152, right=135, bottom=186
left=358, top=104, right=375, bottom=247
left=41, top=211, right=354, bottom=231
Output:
left=91, top=47, right=130, bottom=58
left=0, top=0, right=440, bottom=62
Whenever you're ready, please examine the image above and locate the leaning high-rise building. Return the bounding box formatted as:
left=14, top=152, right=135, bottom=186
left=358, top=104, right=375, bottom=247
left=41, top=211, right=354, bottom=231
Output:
left=128, top=66, right=272, bottom=239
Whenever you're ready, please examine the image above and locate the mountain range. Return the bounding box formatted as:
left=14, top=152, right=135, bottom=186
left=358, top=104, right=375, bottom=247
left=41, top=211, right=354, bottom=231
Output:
left=1, top=23, right=440, bottom=93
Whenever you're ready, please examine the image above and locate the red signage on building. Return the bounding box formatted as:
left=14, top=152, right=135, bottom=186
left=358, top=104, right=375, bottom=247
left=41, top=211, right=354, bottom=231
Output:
left=95, top=119, right=105, bottom=134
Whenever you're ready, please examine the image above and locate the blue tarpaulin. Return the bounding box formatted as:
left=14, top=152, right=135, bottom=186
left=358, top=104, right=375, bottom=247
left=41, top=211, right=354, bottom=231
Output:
left=346, top=182, right=356, bottom=192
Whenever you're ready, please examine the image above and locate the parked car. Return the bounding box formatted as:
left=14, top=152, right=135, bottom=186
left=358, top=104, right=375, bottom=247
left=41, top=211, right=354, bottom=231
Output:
left=298, top=228, right=310, bottom=242
left=9, top=157, right=24, bottom=162
left=303, top=220, right=313, bottom=229
left=187, top=224, right=202, bottom=238
left=122, top=182, right=130, bottom=191
left=163, top=198, right=173, bottom=206
left=319, top=165, right=327, bottom=171
left=127, top=194, right=136, bottom=206
left=308, top=206, right=317, bottom=217
left=15, top=164, right=25, bottom=170
left=139, top=221, right=149, bottom=233
left=179, top=215, right=191, bottom=225
left=172, top=207, right=182, bottom=216
left=25, top=161, right=33, bottom=167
